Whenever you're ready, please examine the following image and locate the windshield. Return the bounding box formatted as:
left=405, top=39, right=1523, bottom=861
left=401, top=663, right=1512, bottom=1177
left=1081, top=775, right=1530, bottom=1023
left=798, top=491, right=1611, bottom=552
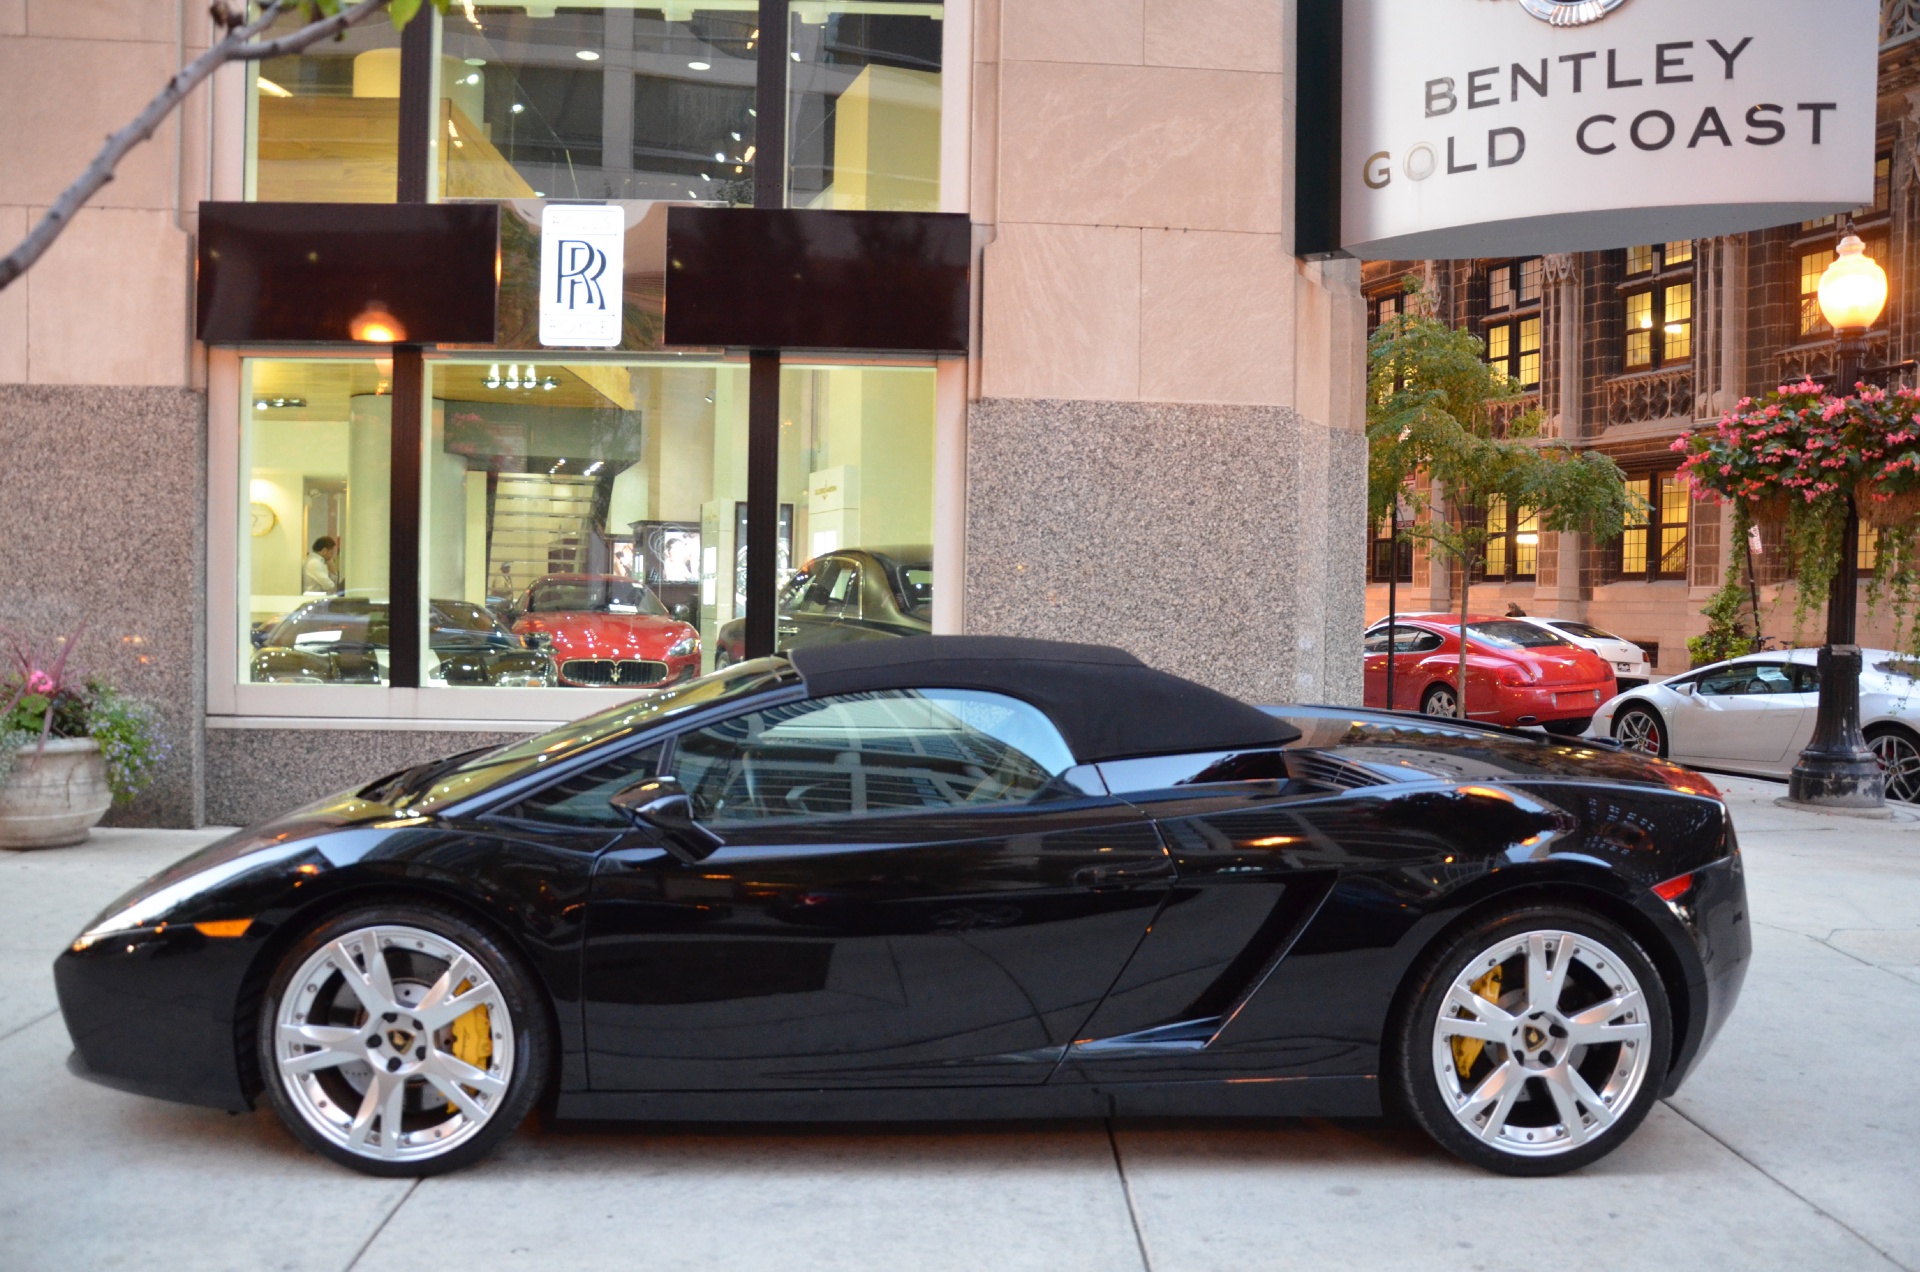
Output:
left=1464, top=621, right=1573, bottom=650
left=1549, top=620, right=1621, bottom=642
left=525, top=578, right=668, bottom=616
left=434, top=599, right=508, bottom=634
left=899, top=566, right=933, bottom=616
left=265, top=598, right=389, bottom=649
left=387, top=658, right=801, bottom=814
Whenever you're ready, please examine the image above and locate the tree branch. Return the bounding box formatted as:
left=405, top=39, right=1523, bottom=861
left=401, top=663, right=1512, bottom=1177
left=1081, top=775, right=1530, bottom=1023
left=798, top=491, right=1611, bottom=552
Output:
left=0, top=0, right=392, bottom=293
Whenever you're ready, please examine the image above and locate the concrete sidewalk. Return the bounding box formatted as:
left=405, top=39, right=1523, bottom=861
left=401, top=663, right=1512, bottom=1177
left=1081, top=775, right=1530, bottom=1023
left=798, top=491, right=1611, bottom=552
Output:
left=2, top=778, right=1916, bottom=1272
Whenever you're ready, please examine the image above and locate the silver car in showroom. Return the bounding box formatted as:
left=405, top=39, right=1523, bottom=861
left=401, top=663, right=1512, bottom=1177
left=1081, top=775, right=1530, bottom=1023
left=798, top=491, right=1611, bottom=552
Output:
left=1590, top=648, right=1920, bottom=802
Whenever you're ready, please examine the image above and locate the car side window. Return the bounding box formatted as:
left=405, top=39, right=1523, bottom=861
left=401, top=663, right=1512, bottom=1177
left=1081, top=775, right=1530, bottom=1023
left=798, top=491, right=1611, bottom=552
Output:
left=501, top=742, right=665, bottom=828
left=789, top=560, right=848, bottom=616
left=1790, top=665, right=1820, bottom=693
left=1408, top=631, right=1444, bottom=653
left=1699, top=664, right=1789, bottom=697
left=1364, top=631, right=1392, bottom=655
left=670, top=689, right=1079, bottom=824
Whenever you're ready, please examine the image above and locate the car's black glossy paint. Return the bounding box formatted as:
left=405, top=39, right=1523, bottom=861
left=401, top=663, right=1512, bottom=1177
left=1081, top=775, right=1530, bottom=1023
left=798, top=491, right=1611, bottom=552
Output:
left=54, top=695, right=1749, bottom=1126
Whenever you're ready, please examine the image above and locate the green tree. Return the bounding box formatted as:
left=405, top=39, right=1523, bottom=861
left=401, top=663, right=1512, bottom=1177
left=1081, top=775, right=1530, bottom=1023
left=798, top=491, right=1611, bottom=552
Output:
left=1367, top=291, right=1635, bottom=718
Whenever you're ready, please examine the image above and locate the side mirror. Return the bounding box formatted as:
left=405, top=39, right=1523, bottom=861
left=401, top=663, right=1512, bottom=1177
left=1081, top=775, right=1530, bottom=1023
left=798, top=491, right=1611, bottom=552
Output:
left=610, top=775, right=725, bottom=861
left=1673, top=682, right=1695, bottom=697
left=522, top=630, right=552, bottom=650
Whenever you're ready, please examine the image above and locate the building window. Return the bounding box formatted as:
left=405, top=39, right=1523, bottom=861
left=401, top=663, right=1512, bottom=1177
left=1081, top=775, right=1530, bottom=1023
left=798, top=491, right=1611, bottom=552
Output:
left=786, top=4, right=945, bottom=212
left=1622, top=243, right=1693, bottom=371
left=247, top=13, right=403, bottom=201
left=1481, top=496, right=1539, bottom=583
left=1370, top=291, right=1404, bottom=332
left=1483, top=258, right=1543, bottom=389
left=1619, top=471, right=1689, bottom=581
left=1368, top=519, right=1412, bottom=583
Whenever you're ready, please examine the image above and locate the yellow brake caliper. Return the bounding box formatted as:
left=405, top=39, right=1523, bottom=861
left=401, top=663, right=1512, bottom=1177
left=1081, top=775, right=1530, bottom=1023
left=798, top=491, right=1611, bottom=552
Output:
left=444, top=979, right=493, bottom=1113
left=1451, top=965, right=1503, bottom=1076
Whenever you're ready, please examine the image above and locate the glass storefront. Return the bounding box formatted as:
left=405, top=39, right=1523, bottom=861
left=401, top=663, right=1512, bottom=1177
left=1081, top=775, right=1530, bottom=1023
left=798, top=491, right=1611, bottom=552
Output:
left=787, top=3, right=943, bottom=211
left=234, top=356, right=936, bottom=696
left=239, top=358, right=395, bottom=684
left=437, top=5, right=759, bottom=202
left=247, top=13, right=404, bottom=201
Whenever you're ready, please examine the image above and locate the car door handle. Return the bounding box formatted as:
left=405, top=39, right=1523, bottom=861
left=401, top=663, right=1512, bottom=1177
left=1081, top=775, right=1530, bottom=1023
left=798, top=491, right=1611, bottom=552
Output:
left=1073, top=863, right=1168, bottom=890
left=777, top=624, right=800, bottom=636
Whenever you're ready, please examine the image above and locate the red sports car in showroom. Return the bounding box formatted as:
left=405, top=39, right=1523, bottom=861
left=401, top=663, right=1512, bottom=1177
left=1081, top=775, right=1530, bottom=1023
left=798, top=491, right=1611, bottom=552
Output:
left=1364, top=614, right=1616, bottom=735
left=506, top=575, right=700, bottom=688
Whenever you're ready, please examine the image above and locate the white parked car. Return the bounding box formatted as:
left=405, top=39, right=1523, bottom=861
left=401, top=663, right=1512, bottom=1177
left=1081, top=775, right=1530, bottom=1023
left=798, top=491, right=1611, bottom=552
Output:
left=1510, top=617, right=1653, bottom=690
left=1589, top=648, right=1920, bottom=802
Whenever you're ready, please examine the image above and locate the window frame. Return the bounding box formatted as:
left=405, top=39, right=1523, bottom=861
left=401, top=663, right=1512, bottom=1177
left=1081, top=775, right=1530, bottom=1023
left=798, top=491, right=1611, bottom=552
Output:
left=1619, top=242, right=1694, bottom=372
left=1479, top=495, right=1539, bottom=584
left=1480, top=257, right=1544, bottom=390
left=1616, top=469, right=1690, bottom=583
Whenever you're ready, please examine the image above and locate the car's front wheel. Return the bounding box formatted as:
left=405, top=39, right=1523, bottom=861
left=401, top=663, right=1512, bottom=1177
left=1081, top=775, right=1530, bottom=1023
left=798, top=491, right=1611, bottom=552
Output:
left=1867, top=724, right=1920, bottom=803
left=1612, top=703, right=1667, bottom=758
left=257, top=902, right=551, bottom=1176
left=1390, top=905, right=1671, bottom=1176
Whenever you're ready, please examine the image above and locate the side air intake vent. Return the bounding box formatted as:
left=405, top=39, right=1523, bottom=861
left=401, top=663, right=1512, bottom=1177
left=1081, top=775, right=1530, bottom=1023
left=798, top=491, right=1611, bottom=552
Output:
left=1288, top=749, right=1390, bottom=791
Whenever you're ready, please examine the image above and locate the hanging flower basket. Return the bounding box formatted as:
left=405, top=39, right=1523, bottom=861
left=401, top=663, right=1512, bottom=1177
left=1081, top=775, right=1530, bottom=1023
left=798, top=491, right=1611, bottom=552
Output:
left=1854, top=480, right=1920, bottom=530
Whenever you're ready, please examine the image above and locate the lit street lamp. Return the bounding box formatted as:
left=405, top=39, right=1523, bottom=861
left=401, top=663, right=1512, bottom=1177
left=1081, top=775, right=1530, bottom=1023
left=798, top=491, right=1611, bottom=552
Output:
left=1787, top=224, right=1892, bottom=809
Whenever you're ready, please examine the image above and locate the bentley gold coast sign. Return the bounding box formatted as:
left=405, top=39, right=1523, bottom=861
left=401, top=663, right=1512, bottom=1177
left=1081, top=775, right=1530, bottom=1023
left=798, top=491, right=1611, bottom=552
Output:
left=1327, top=0, right=1878, bottom=259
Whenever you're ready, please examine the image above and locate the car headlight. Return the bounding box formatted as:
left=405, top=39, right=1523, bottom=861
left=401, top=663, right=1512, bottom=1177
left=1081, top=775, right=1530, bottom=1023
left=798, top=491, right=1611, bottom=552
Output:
left=493, top=669, right=552, bottom=688
left=71, top=842, right=309, bottom=951
left=666, top=634, right=700, bottom=659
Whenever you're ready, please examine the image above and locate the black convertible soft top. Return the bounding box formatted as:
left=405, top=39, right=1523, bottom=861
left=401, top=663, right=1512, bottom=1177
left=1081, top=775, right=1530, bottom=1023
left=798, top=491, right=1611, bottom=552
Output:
left=787, top=636, right=1301, bottom=763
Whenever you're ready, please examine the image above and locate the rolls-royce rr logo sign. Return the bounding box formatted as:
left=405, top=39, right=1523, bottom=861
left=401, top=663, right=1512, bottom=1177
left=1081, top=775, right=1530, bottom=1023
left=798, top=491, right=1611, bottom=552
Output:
left=1516, top=0, right=1630, bottom=25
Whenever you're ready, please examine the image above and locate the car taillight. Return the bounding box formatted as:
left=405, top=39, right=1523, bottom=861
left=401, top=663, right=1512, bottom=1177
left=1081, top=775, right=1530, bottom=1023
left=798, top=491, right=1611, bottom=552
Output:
left=1496, top=665, right=1532, bottom=687
left=1652, top=872, right=1694, bottom=902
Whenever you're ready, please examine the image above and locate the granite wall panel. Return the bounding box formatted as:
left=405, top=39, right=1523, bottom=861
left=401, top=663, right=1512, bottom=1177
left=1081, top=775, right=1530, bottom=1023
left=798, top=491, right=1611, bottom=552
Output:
left=0, top=384, right=206, bottom=827
left=964, top=397, right=1366, bottom=708
left=204, top=727, right=533, bottom=828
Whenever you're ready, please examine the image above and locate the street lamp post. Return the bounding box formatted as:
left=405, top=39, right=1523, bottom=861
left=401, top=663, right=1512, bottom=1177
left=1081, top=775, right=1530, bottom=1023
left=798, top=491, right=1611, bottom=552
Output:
left=1787, top=224, right=1892, bottom=809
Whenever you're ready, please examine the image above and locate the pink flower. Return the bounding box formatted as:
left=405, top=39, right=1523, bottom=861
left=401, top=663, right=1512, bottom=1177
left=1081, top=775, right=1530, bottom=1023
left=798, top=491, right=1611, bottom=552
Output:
left=25, top=671, right=53, bottom=695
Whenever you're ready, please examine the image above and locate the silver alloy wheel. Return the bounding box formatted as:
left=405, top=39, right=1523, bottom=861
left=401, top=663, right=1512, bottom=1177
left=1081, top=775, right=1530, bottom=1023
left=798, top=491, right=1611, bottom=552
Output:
left=1424, top=687, right=1458, bottom=717
left=274, top=924, right=514, bottom=1164
left=1614, top=708, right=1661, bottom=755
left=1431, top=930, right=1653, bottom=1158
left=1870, top=729, right=1920, bottom=803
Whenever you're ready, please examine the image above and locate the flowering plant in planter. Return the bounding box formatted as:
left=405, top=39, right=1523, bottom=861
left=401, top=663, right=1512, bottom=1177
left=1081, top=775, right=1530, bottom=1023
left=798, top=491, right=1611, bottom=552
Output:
left=1, top=625, right=170, bottom=804
left=1673, top=380, right=1920, bottom=650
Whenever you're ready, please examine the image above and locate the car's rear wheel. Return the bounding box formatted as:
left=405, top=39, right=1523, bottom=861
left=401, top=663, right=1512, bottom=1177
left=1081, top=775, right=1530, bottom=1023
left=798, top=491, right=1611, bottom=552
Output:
left=1612, top=703, right=1667, bottom=758
left=1422, top=684, right=1459, bottom=718
left=1390, top=906, right=1671, bottom=1176
left=257, top=903, right=550, bottom=1176
left=1867, top=724, right=1920, bottom=803
left=712, top=648, right=733, bottom=670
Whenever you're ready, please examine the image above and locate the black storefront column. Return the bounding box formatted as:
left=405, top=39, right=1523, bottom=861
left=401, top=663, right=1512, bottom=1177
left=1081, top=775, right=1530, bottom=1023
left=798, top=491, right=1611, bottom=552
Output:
left=743, top=0, right=791, bottom=659
left=383, top=10, right=436, bottom=686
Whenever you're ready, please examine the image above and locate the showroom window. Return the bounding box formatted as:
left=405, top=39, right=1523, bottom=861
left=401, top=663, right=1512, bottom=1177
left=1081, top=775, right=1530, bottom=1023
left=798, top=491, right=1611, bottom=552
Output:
left=1482, top=258, right=1542, bottom=389
left=238, top=358, right=394, bottom=685
left=1621, top=243, right=1692, bottom=372
left=1481, top=496, right=1539, bottom=583
left=1618, top=471, right=1688, bottom=581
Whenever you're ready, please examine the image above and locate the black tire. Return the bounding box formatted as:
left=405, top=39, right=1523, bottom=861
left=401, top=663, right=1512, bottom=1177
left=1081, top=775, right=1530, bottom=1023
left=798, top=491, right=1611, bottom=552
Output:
left=1421, top=684, right=1459, bottom=718
left=1611, top=703, right=1668, bottom=758
left=1866, top=723, right=1920, bottom=804
left=1388, top=904, right=1672, bottom=1177
left=1542, top=717, right=1592, bottom=737
left=712, top=648, right=733, bottom=670
left=256, top=901, right=552, bottom=1177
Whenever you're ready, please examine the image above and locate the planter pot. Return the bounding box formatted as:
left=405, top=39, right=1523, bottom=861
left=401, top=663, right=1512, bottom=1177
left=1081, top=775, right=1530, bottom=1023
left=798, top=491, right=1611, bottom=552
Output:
left=1855, top=481, right=1920, bottom=531
left=0, top=737, right=112, bottom=850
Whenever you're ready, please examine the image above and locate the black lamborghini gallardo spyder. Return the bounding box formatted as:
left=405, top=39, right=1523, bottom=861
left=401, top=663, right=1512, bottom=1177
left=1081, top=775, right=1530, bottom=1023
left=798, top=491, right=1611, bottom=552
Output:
left=56, top=637, right=1748, bottom=1176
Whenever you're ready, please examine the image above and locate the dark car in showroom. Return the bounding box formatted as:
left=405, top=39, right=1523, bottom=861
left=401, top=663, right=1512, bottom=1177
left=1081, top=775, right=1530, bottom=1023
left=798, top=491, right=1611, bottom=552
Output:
left=250, top=595, right=555, bottom=686
left=58, top=637, right=1746, bottom=1179
left=713, top=546, right=931, bottom=665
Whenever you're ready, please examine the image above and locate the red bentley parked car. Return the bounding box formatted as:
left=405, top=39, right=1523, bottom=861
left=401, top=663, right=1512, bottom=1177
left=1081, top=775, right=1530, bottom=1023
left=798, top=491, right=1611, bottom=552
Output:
left=1363, top=614, right=1617, bottom=735
left=506, top=574, right=701, bottom=688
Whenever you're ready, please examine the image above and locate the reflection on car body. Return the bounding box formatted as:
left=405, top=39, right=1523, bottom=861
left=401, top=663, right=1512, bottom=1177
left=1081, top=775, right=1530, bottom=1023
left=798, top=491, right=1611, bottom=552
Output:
left=250, top=594, right=555, bottom=686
